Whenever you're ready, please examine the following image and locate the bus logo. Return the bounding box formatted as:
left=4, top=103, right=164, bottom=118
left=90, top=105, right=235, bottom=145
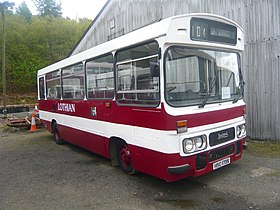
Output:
left=57, top=103, right=76, bottom=113
left=217, top=132, right=229, bottom=140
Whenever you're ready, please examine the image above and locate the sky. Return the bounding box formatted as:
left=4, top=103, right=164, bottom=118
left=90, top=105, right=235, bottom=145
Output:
left=13, top=0, right=108, bottom=20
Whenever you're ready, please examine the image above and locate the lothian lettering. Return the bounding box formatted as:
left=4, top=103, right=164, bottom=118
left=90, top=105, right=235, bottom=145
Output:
left=57, top=103, right=76, bottom=113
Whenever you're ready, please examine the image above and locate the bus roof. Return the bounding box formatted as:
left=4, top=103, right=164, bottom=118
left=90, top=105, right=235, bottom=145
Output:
left=38, top=13, right=243, bottom=76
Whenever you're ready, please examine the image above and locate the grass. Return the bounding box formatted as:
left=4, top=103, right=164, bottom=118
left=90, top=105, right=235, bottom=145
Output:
left=246, top=139, right=280, bottom=158
left=267, top=171, right=280, bottom=177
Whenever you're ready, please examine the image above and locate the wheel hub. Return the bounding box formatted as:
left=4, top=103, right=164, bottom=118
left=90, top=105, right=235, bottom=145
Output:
left=120, top=145, right=131, bottom=166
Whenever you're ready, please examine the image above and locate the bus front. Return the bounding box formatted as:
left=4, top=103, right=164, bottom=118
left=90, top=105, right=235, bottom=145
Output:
left=162, top=14, right=246, bottom=180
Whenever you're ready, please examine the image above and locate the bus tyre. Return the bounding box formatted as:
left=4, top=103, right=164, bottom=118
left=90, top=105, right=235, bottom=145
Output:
left=118, top=141, right=137, bottom=175
left=53, top=122, right=64, bottom=145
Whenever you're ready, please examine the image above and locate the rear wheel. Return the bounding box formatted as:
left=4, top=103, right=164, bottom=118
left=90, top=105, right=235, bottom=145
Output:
left=118, top=141, right=136, bottom=175
left=53, top=122, right=64, bottom=145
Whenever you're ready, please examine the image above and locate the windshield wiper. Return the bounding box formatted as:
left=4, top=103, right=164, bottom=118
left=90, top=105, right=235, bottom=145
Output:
left=239, top=67, right=245, bottom=98
left=232, top=97, right=239, bottom=103
left=198, top=97, right=208, bottom=108
left=198, top=76, right=217, bottom=108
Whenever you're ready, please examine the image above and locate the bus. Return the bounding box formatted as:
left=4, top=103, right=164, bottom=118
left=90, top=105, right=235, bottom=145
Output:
left=37, top=13, right=246, bottom=182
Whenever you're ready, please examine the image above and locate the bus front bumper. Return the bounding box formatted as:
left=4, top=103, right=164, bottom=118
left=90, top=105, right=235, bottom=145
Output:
left=168, top=164, right=190, bottom=174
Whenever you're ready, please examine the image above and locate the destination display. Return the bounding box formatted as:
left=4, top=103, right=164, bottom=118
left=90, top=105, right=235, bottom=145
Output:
left=190, top=17, right=237, bottom=45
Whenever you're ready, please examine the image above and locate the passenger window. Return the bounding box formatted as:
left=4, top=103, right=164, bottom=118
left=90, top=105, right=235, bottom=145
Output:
left=116, top=41, right=160, bottom=106
left=39, top=77, right=45, bottom=100
left=62, top=63, right=84, bottom=100
left=86, top=54, right=114, bottom=99
left=46, top=70, right=61, bottom=99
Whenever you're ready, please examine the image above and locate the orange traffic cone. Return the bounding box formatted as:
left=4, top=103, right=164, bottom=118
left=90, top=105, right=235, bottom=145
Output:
left=35, top=105, right=39, bottom=113
left=30, top=112, right=37, bottom=132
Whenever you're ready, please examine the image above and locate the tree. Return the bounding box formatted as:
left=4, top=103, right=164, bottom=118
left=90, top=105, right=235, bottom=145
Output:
left=0, top=13, right=91, bottom=94
left=33, top=0, right=62, bottom=17
left=16, top=1, right=32, bottom=22
left=0, top=1, right=14, bottom=113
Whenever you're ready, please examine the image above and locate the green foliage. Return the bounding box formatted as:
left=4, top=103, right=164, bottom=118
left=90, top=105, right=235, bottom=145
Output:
left=33, top=0, right=62, bottom=17
left=0, top=1, right=15, bottom=11
left=16, top=1, right=32, bottom=22
left=0, top=12, right=92, bottom=94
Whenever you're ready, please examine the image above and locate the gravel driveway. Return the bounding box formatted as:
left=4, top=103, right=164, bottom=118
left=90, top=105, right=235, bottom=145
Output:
left=0, top=126, right=279, bottom=210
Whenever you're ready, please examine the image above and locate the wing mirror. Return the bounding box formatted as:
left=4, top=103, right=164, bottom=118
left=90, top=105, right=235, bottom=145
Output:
left=150, top=62, right=160, bottom=77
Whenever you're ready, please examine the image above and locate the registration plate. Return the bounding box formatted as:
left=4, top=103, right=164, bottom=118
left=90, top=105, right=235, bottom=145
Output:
left=213, top=157, right=231, bottom=170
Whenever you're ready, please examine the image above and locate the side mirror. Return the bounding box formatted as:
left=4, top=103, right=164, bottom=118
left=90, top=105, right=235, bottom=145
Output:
left=150, top=62, right=160, bottom=77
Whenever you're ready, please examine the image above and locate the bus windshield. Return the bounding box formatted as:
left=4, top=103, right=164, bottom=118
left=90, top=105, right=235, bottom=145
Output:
left=165, top=47, right=243, bottom=107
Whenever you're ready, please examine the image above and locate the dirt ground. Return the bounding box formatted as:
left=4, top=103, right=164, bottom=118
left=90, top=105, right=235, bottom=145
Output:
left=0, top=124, right=279, bottom=210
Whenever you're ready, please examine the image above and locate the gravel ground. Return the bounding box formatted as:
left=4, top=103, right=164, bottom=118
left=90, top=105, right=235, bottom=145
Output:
left=0, top=125, right=279, bottom=210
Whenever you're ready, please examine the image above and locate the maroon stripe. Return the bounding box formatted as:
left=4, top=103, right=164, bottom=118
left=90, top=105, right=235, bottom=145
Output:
left=39, top=100, right=245, bottom=130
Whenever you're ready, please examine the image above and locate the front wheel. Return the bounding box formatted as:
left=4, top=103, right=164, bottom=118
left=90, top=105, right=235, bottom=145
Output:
left=53, top=122, right=64, bottom=145
left=118, top=141, right=137, bottom=175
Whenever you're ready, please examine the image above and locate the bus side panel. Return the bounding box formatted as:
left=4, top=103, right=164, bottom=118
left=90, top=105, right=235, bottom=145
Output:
left=38, top=100, right=56, bottom=114
left=40, top=118, right=53, bottom=134
left=59, top=124, right=109, bottom=158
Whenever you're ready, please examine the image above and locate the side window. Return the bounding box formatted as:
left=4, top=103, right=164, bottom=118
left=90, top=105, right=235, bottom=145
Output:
left=39, top=77, right=45, bottom=100
left=86, top=54, right=114, bottom=99
left=46, top=70, right=61, bottom=99
left=62, top=63, right=84, bottom=100
left=116, top=41, right=160, bottom=106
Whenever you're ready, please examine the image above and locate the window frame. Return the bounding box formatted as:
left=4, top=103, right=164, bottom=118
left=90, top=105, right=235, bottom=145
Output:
left=115, top=41, right=160, bottom=107
left=85, top=53, right=114, bottom=100
left=38, top=76, right=46, bottom=100
left=46, top=70, right=61, bottom=100
left=61, top=62, right=85, bottom=100
left=164, top=45, right=243, bottom=107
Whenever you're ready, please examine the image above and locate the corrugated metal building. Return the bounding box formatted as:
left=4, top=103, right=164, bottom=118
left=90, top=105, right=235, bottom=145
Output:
left=71, top=0, right=280, bottom=141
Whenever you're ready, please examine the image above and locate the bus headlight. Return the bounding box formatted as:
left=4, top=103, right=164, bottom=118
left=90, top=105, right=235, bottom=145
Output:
left=183, top=139, right=195, bottom=153
left=183, top=135, right=207, bottom=154
left=194, top=135, right=207, bottom=149
left=237, top=124, right=246, bottom=138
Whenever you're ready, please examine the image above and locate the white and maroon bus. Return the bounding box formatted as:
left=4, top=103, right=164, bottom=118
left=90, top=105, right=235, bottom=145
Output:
left=37, top=13, right=246, bottom=182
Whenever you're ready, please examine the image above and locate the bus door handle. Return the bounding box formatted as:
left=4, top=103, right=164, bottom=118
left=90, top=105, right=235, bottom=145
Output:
left=53, top=103, right=56, bottom=111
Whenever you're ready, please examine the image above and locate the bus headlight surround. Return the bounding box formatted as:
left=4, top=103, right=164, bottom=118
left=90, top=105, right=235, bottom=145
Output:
left=237, top=124, right=246, bottom=138
left=183, top=135, right=207, bottom=154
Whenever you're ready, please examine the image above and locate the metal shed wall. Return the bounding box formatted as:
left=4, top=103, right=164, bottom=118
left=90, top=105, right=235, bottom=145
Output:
left=71, top=0, right=280, bottom=141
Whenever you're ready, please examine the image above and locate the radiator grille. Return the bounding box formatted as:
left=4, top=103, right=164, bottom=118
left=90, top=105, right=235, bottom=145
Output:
left=209, top=144, right=234, bottom=162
